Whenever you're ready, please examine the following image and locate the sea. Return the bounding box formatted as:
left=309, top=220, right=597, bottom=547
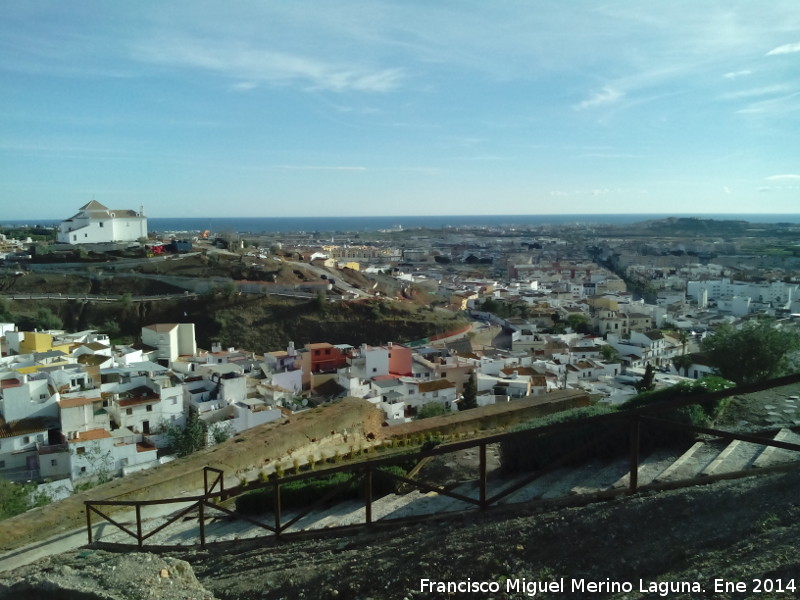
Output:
left=3, top=213, right=799, bottom=234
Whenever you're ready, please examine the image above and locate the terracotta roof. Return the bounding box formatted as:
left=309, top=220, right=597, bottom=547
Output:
left=0, top=417, right=50, bottom=439
left=59, top=396, right=97, bottom=409
left=306, top=342, right=333, bottom=350
left=500, top=366, right=545, bottom=377
left=79, top=200, right=109, bottom=211
left=70, top=428, right=112, bottom=442
left=0, top=378, right=21, bottom=389
left=418, top=379, right=456, bottom=392
left=118, top=395, right=159, bottom=408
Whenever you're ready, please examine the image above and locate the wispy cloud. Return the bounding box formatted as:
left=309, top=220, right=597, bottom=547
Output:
left=273, top=165, right=367, bottom=171
left=231, top=81, right=258, bottom=92
left=737, top=91, right=800, bottom=115
left=574, top=87, right=625, bottom=110
left=765, top=174, right=800, bottom=181
left=723, top=70, right=752, bottom=80
left=132, top=37, right=403, bottom=93
left=766, top=42, right=800, bottom=56
left=720, top=85, right=793, bottom=100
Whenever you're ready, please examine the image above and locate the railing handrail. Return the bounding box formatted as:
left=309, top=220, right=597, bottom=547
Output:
left=84, top=373, right=800, bottom=548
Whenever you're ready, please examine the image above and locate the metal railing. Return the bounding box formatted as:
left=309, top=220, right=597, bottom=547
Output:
left=84, top=374, right=800, bottom=549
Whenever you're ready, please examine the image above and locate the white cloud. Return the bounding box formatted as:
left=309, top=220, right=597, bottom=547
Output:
left=766, top=42, right=800, bottom=56
left=723, top=70, right=752, bottom=80
left=574, top=87, right=624, bottom=110
left=723, top=186, right=731, bottom=194
left=720, top=85, right=790, bottom=100
left=765, top=174, right=800, bottom=181
left=231, top=81, right=258, bottom=92
left=133, top=37, right=403, bottom=93
left=273, top=165, right=367, bottom=171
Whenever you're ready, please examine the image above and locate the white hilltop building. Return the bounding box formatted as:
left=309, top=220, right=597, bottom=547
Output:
left=57, top=200, right=147, bottom=245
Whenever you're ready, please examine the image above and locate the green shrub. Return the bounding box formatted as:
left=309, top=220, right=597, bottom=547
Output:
left=620, top=376, right=735, bottom=449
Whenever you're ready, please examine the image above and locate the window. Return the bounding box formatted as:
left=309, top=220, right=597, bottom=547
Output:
left=99, top=222, right=104, bottom=227
left=80, top=466, right=87, bottom=473
left=40, top=393, right=47, bottom=400
left=0, top=460, right=4, bottom=468
left=23, top=436, right=30, bottom=444
left=76, top=447, right=86, bottom=455
left=146, top=404, right=153, bottom=412
left=126, top=408, right=133, bottom=415
left=51, top=459, right=57, bottom=467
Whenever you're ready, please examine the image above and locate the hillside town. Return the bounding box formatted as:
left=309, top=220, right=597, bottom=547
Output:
left=1, top=205, right=800, bottom=501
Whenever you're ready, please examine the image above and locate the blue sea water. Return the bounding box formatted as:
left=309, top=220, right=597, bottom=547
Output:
left=3, top=213, right=799, bottom=234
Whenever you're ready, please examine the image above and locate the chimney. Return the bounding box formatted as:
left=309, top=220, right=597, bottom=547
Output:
left=287, top=341, right=296, bottom=357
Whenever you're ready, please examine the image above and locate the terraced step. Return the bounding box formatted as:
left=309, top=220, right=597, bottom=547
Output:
left=753, top=429, right=800, bottom=468
left=654, top=442, right=723, bottom=483
left=612, top=448, right=684, bottom=489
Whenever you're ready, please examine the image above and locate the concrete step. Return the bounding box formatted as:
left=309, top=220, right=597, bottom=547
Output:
left=496, top=467, right=573, bottom=505
left=612, top=447, right=685, bottom=489
left=701, top=438, right=764, bottom=475
left=570, top=459, right=631, bottom=495
left=542, top=460, right=608, bottom=499
left=654, top=441, right=722, bottom=483
left=753, top=429, right=800, bottom=468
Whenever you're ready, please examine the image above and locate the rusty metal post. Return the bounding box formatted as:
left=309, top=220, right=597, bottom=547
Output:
left=198, top=501, right=206, bottom=549
left=479, top=442, right=488, bottom=509
left=274, top=482, right=282, bottom=538
left=628, top=415, right=641, bottom=494
left=135, top=503, right=143, bottom=548
left=85, top=503, right=93, bottom=544
left=365, top=467, right=373, bottom=526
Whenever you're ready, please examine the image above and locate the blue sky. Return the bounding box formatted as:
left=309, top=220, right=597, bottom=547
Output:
left=2, top=1, right=799, bottom=219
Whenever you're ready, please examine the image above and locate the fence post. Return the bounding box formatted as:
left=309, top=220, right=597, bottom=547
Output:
left=479, top=442, right=488, bottom=510
left=365, top=466, right=373, bottom=526
left=85, top=503, right=93, bottom=544
left=135, top=504, right=143, bottom=548
left=274, top=482, right=282, bottom=538
left=628, top=415, right=641, bottom=495
left=199, top=501, right=206, bottom=549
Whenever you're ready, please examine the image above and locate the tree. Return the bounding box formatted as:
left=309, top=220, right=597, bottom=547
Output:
left=635, top=363, right=656, bottom=393
left=702, top=320, right=800, bottom=385
left=672, top=353, right=693, bottom=377
left=460, top=371, right=478, bottom=411
left=599, top=344, right=620, bottom=363
left=566, top=313, right=592, bottom=334
left=416, top=403, right=449, bottom=420
left=33, top=307, right=63, bottom=330
left=164, top=412, right=208, bottom=457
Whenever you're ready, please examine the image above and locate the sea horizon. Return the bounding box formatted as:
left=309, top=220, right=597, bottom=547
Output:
left=3, top=213, right=800, bottom=234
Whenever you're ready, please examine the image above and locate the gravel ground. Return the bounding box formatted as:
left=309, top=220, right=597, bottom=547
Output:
left=181, top=467, right=800, bottom=600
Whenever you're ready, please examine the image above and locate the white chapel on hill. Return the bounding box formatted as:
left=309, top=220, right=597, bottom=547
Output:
left=57, top=200, right=148, bottom=244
